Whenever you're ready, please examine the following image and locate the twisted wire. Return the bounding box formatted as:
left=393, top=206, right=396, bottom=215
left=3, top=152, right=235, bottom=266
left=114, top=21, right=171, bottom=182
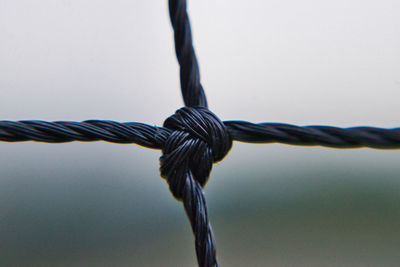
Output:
left=169, top=0, right=208, bottom=108
left=2, top=120, right=400, bottom=149
left=168, top=1, right=218, bottom=265
left=160, top=107, right=232, bottom=267
left=225, top=121, right=400, bottom=149
left=0, top=120, right=170, bottom=149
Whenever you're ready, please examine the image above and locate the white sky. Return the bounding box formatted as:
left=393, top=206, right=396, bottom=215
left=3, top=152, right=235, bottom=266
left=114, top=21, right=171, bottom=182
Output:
left=0, top=0, right=399, bottom=127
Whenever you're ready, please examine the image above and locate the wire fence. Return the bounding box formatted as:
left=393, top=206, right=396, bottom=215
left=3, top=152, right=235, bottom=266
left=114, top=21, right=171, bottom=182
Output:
left=1, top=0, right=399, bottom=266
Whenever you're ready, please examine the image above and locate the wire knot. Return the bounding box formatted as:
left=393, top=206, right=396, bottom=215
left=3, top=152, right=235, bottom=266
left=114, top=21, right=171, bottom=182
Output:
left=160, top=106, right=232, bottom=199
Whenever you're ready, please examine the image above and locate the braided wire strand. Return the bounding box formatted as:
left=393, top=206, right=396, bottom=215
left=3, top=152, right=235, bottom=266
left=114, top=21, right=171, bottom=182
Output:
left=2, top=120, right=400, bottom=149
left=168, top=1, right=221, bottom=265
left=225, top=121, right=400, bottom=149
left=169, top=0, right=208, bottom=108
left=160, top=130, right=219, bottom=267
left=0, top=120, right=170, bottom=149
left=160, top=107, right=233, bottom=267
left=182, top=174, right=217, bottom=267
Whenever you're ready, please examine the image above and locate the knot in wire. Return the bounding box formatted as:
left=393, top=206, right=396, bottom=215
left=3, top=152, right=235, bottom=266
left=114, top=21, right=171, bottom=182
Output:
left=160, top=106, right=232, bottom=199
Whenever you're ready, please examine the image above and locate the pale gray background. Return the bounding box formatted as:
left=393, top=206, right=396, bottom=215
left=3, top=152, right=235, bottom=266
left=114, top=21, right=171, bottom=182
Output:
left=0, top=0, right=399, bottom=266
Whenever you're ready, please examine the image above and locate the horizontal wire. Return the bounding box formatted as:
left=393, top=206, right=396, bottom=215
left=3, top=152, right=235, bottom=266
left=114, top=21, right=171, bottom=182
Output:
left=1, top=120, right=400, bottom=149
left=0, top=120, right=171, bottom=149
left=225, top=121, right=400, bottom=149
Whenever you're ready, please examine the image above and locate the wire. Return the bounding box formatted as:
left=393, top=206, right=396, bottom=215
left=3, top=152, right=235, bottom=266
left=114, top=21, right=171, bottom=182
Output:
left=225, top=121, right=400, bottom=149
left=0, top=120, right=170, bottom=149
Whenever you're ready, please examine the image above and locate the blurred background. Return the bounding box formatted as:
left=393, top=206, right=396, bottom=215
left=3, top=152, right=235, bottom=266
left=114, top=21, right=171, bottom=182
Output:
left=1, top=0, right=399, bottom=266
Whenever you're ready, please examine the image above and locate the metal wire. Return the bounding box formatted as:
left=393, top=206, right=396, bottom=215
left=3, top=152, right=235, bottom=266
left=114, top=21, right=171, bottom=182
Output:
left=225, top=121, right=400, bottom=149
left=2, top=120, right=400, bottom=149
left=169, top=0, right=208, bottom=108
left=0, top=120, right=170, bottom=149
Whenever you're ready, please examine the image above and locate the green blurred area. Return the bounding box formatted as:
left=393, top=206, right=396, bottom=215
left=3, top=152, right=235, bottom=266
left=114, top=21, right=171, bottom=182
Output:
left=0, top=143, right=399, bottom=266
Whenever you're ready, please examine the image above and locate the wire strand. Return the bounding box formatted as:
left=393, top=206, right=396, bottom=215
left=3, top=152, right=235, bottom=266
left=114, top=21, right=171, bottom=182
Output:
left=0, top=120, right=170, bottom=149
left=169, top=0, right=208, bottom=108
left=2, top=120, right=400, bottom=150
left=225, top=121, right=400, bottom=149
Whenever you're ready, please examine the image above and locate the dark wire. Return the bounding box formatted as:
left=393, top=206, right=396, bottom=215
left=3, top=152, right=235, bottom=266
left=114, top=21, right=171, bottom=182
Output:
left=169, top=0, right=208, bottom=108
left=2, top=120, right=400, bottom=149
left=0, top=120, right=400, bottom=149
